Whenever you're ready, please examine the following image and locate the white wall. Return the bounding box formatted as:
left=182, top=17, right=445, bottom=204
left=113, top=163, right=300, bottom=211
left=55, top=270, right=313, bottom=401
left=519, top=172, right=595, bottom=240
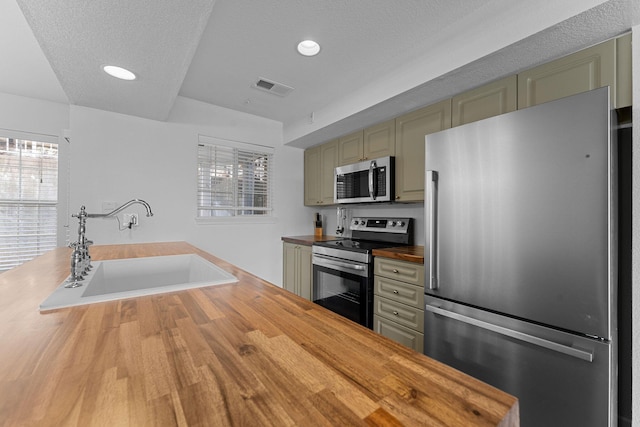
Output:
left=68, top=98, right=312, bottom=285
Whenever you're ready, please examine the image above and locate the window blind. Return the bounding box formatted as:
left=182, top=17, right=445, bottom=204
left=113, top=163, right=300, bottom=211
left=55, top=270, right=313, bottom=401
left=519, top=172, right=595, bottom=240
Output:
left=197, top=139, right=273, bottom=218
left=0, top=137, right=58, bottom=271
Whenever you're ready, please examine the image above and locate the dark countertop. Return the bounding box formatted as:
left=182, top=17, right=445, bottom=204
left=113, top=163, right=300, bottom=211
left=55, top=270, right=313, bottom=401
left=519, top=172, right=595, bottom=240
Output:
left=282, top=236, right=425, bottom=264
left=372, top=246, right=425, bottom=264
left=281, top=235, right=343, bottom=245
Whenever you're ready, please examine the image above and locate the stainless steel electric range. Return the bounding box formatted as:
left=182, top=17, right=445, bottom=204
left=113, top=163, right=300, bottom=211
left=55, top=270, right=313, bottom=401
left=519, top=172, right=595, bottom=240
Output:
left=311, top=217, right=413, bottom=328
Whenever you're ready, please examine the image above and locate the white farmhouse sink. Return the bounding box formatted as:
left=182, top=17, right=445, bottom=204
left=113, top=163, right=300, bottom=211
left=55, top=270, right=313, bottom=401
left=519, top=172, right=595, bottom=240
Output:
left=40, top=254, right=237, bottom=311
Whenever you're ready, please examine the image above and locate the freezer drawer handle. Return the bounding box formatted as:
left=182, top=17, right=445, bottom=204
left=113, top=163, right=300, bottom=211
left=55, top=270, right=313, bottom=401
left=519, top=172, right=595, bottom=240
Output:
left=425, top=304, right=594, bottom=363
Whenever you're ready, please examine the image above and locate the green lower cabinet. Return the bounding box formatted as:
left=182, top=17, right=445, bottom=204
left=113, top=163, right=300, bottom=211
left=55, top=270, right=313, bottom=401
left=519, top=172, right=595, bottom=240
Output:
left=373, top=314, right=424, bottom=352
left=282, top=242, right=312, bottom=300
left=373, top=257, right=425, bottom=352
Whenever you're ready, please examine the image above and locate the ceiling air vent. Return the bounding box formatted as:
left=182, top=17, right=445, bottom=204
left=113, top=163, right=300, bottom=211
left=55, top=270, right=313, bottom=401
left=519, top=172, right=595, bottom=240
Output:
left=252, top=77, right=294, bottom=97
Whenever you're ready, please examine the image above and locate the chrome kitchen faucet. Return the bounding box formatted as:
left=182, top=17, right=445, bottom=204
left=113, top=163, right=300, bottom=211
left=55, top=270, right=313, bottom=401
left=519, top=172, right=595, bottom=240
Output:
left=65, top=199, right=153, bottom=288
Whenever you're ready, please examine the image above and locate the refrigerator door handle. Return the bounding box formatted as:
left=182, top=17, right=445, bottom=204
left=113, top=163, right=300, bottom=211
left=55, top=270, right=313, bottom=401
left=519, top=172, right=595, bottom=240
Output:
left=426, top=171, right=438, bottom=289
left=425, top=304, right=594, bottom=362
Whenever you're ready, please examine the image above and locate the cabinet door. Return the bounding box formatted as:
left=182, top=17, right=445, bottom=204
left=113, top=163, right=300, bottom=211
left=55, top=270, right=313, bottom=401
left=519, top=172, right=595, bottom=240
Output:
left=375, top=295, right=424, bottom=332
left=304, top=146, right=321, bottom=206
left=319, top=140, right=338, bottom=204
left=616, top=33, right=632, bottom=108
left=282, top=243, right=312, bottom=300
left=518, top=39, right=616, bottom=109
left=452, top=76, right=517, bottom=127
left=395, top=99, right=451, bottom=202
left=338, top=131, right=364, bottom=165
left=298, top=244, right=312, bottom=301
left=374, top=314, right=424, bottom=352
left=374, top=276, right=424, bottom=309
left=374, top=257, right=425, bottom=285
left=282, top=243, right=297, bottom=294
left=363, top=119, right=395, bottom=160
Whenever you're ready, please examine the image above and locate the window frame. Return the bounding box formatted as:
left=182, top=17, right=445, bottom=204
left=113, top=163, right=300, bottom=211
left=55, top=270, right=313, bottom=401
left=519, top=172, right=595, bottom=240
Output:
left=0, top=133, right=60, bottom=271
left=196, top=135, right=275, bottom=225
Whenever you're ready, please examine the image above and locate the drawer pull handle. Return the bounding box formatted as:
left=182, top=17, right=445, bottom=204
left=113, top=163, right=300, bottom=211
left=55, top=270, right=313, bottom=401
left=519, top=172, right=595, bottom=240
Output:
left=392, top=290, right=399, bottom=294
left=392, top=311, right=399, bottom=316
left=392, top=269, right=399, bottom=274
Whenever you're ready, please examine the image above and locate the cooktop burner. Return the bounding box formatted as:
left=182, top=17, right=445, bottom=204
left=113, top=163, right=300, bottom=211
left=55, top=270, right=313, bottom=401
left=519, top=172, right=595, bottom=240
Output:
left=314, top=239, right=396, bottom=253
left=312, top=217, right=413, bottom=262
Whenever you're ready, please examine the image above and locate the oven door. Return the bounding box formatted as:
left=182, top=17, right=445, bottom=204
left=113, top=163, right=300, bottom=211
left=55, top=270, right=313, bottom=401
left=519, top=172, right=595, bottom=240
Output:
left=312, top=253, right=373, bottom=329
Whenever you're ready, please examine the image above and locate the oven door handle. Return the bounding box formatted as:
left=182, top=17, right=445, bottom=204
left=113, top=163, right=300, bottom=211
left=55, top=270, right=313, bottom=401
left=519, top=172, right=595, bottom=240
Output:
left=312, top=254, right=367, bottom=274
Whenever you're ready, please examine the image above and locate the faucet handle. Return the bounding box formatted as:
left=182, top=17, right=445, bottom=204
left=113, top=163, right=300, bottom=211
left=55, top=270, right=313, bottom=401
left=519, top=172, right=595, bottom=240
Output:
left=71, top=206, right=87, bottom=218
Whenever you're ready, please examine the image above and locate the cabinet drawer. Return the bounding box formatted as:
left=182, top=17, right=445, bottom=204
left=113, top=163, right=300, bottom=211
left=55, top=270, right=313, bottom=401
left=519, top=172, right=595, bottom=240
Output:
left=374, top=257, right=424, bottom=285
left=374, top=276, right=424, bottom=309
left=374, top=296, right=424, bottom=332
left=374, top=314, right=424, bottom=352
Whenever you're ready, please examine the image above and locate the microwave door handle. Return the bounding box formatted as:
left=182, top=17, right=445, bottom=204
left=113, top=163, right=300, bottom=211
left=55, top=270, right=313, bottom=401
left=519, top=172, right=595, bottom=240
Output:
left=368, top=160, right=377, bottom=200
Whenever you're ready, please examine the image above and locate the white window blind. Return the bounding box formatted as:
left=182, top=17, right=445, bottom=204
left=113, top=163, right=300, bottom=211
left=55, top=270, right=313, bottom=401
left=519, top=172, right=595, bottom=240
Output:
left=197, top=137, right=273, bottom=218
left=0, top=137, right=58, bottom=271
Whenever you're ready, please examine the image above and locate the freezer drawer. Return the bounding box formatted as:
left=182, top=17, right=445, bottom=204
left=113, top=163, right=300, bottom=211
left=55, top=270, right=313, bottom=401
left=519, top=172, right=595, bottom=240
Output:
left=424, top=296, right=615, bottom=427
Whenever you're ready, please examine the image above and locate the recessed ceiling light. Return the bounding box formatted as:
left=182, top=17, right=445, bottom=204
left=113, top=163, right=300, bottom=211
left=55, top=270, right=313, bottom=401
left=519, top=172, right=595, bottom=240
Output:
left=103, top=65, right=136, bottom=80
left=297, top=40, right=320, bottom=57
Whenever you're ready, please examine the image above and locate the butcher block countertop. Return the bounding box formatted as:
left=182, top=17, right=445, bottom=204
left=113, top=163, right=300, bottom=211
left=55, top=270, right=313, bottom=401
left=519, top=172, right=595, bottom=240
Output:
left=0, top=242, right=518, bottom=426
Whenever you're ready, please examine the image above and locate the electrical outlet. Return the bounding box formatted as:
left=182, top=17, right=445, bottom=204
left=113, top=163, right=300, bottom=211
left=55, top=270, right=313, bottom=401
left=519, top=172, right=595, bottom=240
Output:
left=123, top=213, right=139, bottom=227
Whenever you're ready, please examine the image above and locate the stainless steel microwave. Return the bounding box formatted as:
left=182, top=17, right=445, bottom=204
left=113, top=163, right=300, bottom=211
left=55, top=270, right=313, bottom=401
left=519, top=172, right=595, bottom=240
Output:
left=334, top=156, right=395, bottom=204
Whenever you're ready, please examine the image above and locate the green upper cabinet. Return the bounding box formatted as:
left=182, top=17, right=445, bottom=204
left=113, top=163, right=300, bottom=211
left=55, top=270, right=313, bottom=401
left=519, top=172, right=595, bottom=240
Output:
left=452, top=76, right=517, bottom=127
left=338, top=120, right=396, bottom=166
left=337, top=130, right=364, bottom=165
left=304, top=139, right=338, bottom=206
left=394, top=99, right=451, bottom=202
left=363, top=119, right=396, bottom=160
left=304, top=34, right=631, bottom=207
left=616, top=33, right=632, bottom=108
left=303, top=145, right=321, bottom=206
left=517, top=36, right=631, bottom=109
left=319, top=140, right=339, bottom=204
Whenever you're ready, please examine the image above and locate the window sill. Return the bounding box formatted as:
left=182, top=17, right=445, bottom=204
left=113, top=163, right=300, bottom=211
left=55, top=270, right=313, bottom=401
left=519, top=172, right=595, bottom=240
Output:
left=195, top=216, right=277, bottom=225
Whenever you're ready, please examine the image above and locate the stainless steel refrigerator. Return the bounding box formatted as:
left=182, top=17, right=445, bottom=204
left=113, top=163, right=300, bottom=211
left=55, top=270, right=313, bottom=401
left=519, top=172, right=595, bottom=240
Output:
left=424, top=87, right=616, bottom=426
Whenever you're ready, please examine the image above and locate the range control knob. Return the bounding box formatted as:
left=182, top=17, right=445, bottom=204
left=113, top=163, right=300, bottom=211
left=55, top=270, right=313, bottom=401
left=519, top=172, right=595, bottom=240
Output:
left=353, top=220, right=359, bottom=225
left=397, top=221, right=405, bottom=227
left=360, top=220, right=365, bottom=225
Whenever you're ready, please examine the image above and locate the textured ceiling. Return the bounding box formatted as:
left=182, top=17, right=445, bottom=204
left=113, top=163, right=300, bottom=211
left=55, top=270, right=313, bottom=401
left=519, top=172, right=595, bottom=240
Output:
left=16, top=0, right=216, bottom=121
left=179, top=0, right=494, bottom=124
left=5, top=0, right=640, bottom=147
